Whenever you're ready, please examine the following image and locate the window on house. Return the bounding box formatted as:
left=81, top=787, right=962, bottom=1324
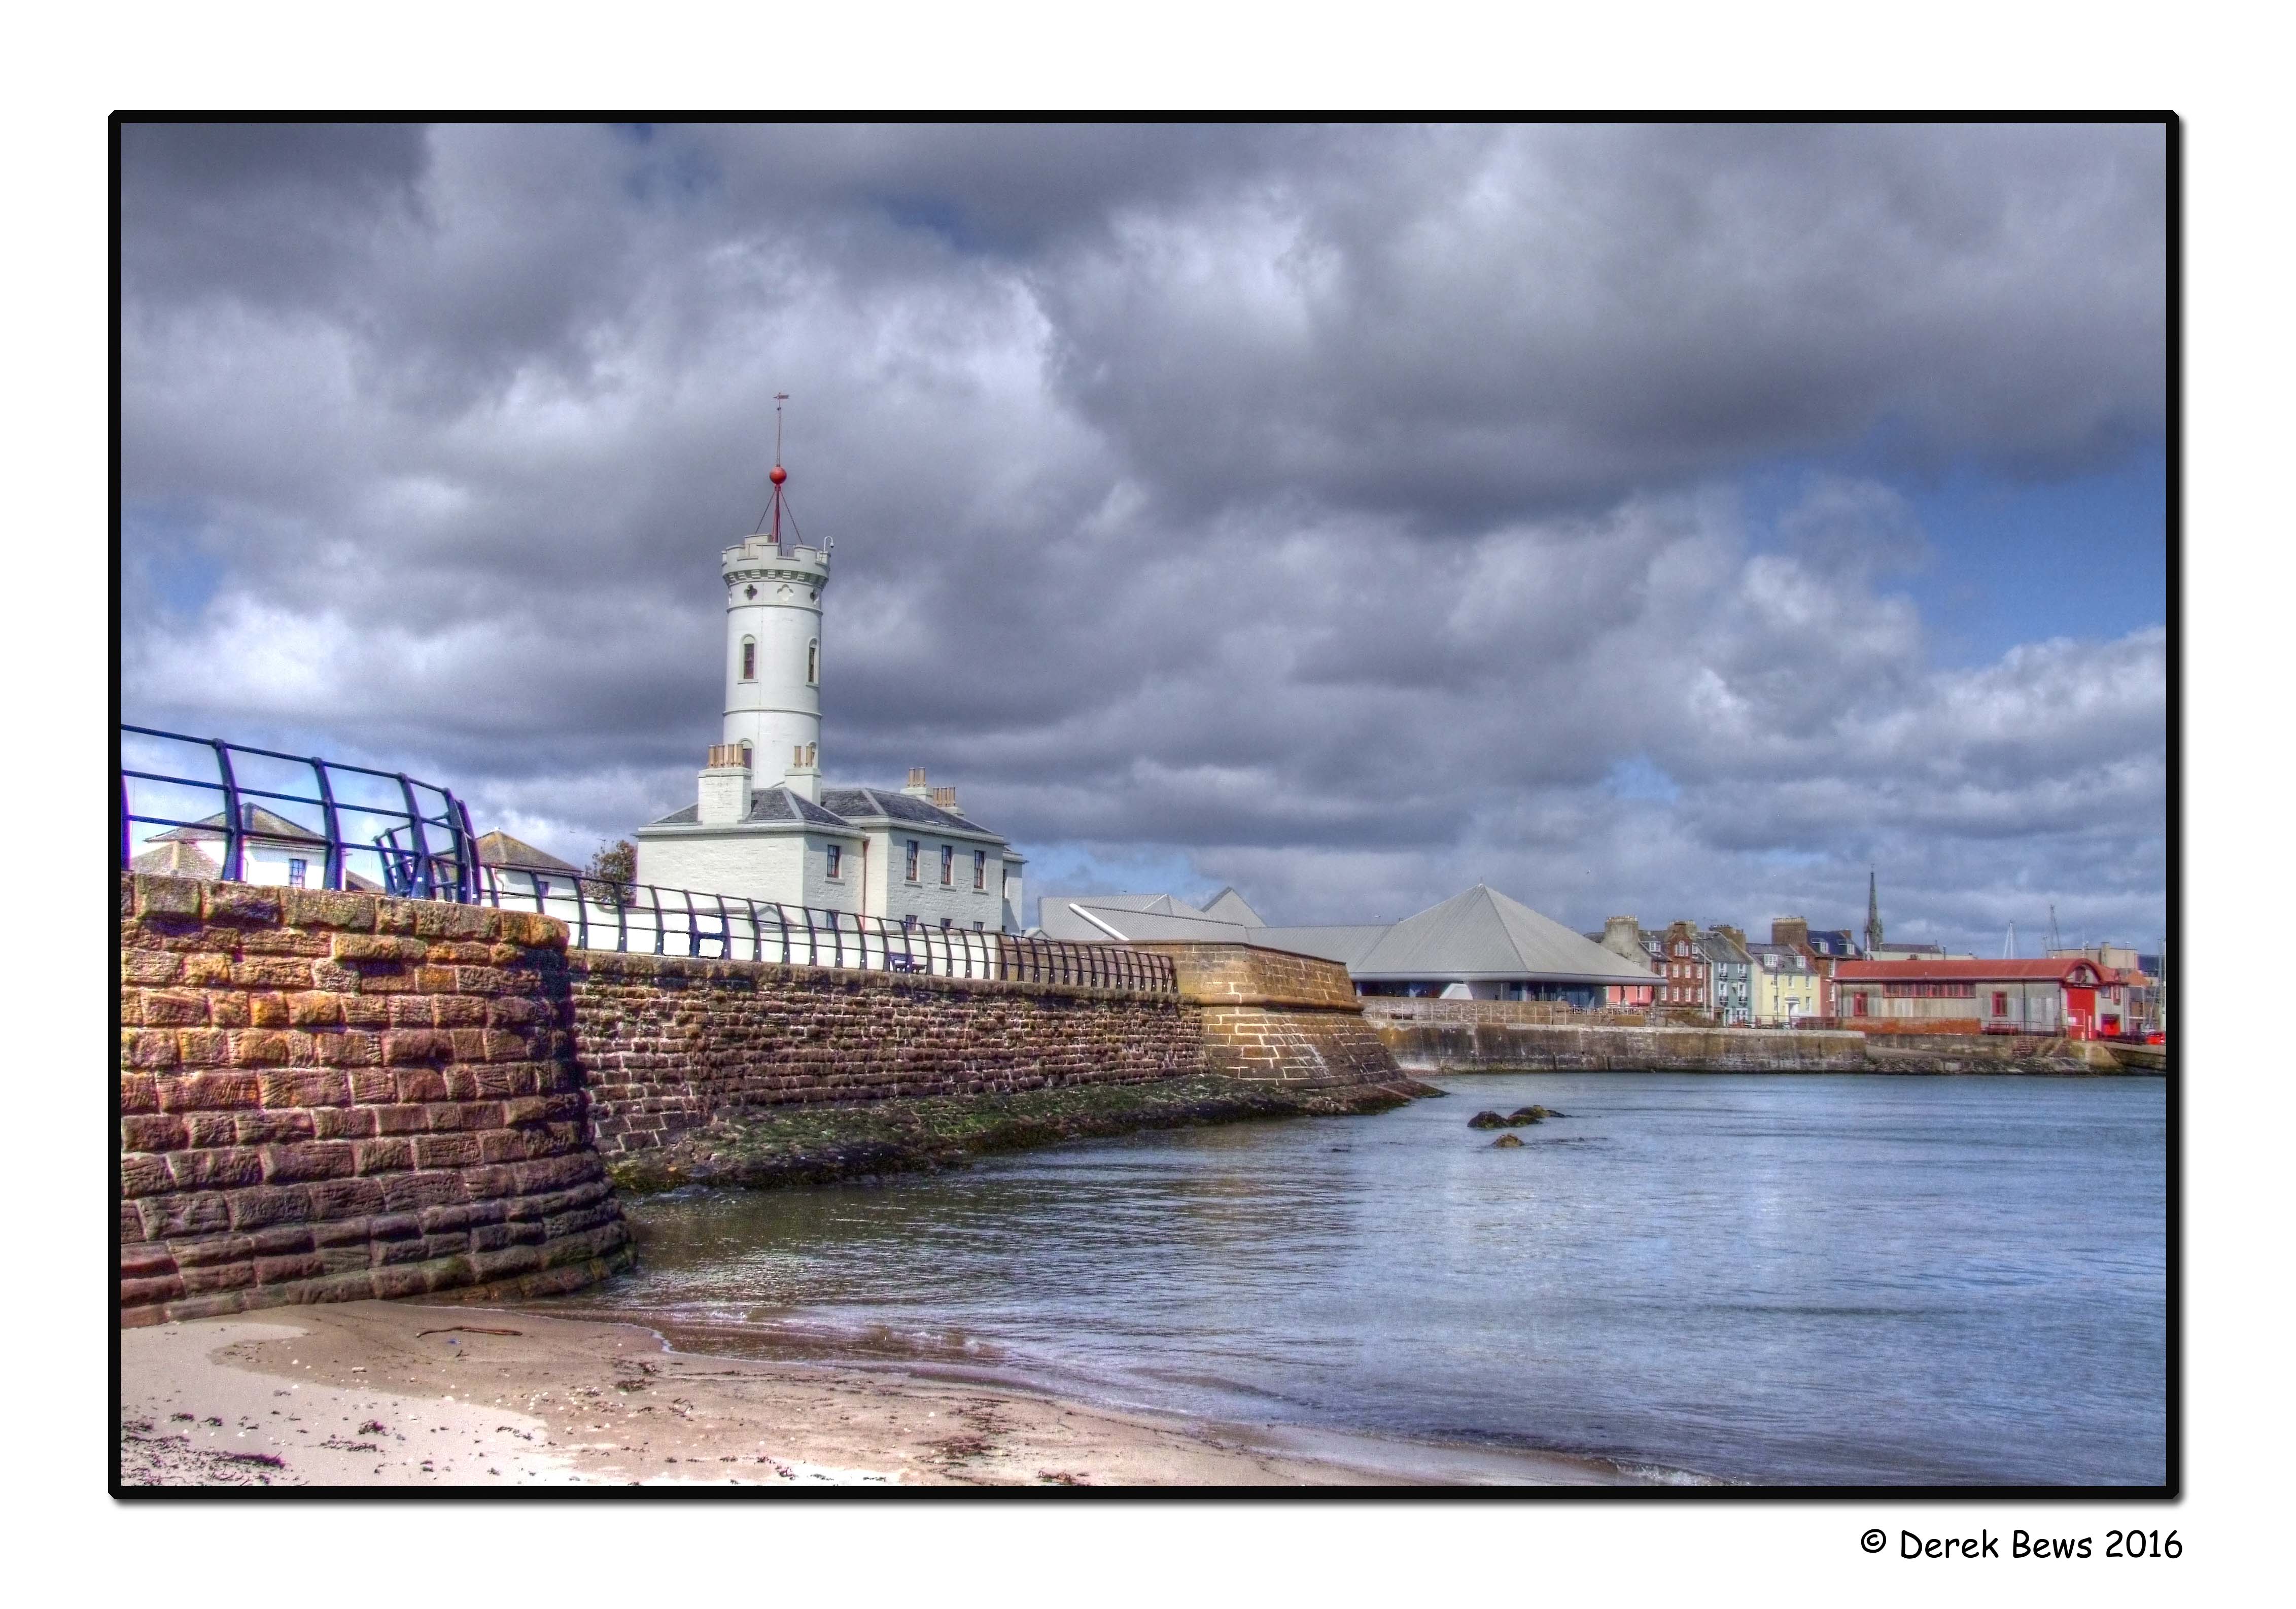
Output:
left=940, top=844, right=954, bottom=885
left=1852, top=994, right=1869, bottom=1017
left=973, top=849, right=987, bottom=890
left=807, top=639, right=819, bottom=685
left=905, top=840, right=920, bottom=881
left=287, top=858, right=307, bottom=887
left=535, top=878, right=550, bottom=898
left=741, top=638, right=756, bottom=681
left=940, top=917, right=952, bottom=931
left=973, top=920, right=984, bottom=931
left=1992, top=991, right=2009, bottom=1016
left=826, top=845, right=842, bottom=880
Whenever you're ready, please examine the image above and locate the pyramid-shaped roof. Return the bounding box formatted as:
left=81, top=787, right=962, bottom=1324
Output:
left=1200, top=887, right=1266, bottom=927
left=1352, top=884, right=1659, bottom=984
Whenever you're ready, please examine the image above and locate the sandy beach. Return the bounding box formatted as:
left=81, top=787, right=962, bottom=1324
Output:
left=118, top=1300, right=1625, bottom=1488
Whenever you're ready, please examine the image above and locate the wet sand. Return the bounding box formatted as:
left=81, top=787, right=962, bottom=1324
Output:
left=118, top=1301, right=1627, bottom=1487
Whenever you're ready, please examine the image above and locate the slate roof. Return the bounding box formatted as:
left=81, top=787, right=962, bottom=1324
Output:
left=644, top=783, right=1007, bottom=844
left=473, top=830, right=581, bottom=874
left=151, top=804, right=327, bottom=846
left=130, top=840, right=221, bottom=879
left=1348, top=885, right=1659, bottom=984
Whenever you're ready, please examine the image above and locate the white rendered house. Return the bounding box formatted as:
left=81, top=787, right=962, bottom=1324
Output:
left=633, top=453, right=1025, bottom=932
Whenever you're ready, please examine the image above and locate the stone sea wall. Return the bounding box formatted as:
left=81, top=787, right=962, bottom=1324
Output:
left=118, top=878, right=1412, bottom=1323
left=1375, top=1019, right=1870, bottom=1074
left=118, top=875, right=629, bottom=1328
left=568, top=950, right=1206, bottom=1156
left=1125, top=942, right=1402, bottom=1087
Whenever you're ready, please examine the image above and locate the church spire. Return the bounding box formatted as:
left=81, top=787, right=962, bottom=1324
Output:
left=1865, top=868, right=1884, bottom=955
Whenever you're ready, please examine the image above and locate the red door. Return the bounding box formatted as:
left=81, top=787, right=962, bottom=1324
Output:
left=2064, top=986, right=2097, bottom=1040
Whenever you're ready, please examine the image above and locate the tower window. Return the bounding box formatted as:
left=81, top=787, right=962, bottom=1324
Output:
left=905, top=840, right=919, bottom=882
left=826, top=845, right=842, bottom=880
left=973, top=849, right=987, bottom=890
left=807, top=639, right=819, bottom=685
left=740, top=638, right=756, bottom=681
left=940, top=845, right=954, bottom=886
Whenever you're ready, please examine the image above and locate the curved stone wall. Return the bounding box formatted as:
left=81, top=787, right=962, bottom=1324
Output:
left=118, top=875, right=629, bottom=1327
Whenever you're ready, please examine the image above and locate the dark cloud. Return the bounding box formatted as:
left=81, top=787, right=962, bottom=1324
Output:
left=118, top=121, right=2168, bottom=952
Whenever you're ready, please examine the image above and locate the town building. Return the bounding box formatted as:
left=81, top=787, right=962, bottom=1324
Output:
left=1704, top=925, right=1754, bottom=1026
left=136, top=805, right=382, bottom=891
left=630, top=448, right=1025, bottom=932
left=1043, top=884, right=1657, bottom=1005
left=1832, top=956, right=2133, bottom=1039
left=473, top=830, right=583, bottom=901
left=1657, top=920, right=1714, bottom=1015
left=1747, top=941, right=1823, bottom=1025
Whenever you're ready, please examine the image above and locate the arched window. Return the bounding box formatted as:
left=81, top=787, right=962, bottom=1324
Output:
left=807, top=638, right=820, bottom=685
left=740, top=637, right=756, bottom=681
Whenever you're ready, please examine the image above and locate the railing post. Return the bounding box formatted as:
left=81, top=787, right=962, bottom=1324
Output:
left=210, top=740, right=246, bottom=882
left=391, top=773, right=435, bottom=899
left=309, top=757, right=345, bottom=892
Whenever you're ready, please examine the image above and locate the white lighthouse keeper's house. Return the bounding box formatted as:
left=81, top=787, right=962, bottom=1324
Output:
left=634, top=429, right=1026, bottom=932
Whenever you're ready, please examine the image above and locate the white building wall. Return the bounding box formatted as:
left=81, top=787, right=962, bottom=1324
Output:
left=868, top=827, right=1006, bottom=931
left=635, top=829, right=817, bottom=908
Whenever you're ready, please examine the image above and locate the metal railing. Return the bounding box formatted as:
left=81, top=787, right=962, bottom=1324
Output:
left=470, top=865, right=1175, bottom=992
left=118, top=723, right=1174, bottom=995
left=118, top=725, right=480, bottom=902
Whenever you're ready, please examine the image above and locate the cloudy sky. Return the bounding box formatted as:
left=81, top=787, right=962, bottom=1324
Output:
left=118, top=121, right=2168, bottom=952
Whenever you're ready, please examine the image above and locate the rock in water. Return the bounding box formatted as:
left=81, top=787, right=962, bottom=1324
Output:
left=1490, top=1133, right=1525, bottom=1148
left=1503, top=1107, right=1546, bottom=1126
left=1468, top=1111, right=1506, bottom=1130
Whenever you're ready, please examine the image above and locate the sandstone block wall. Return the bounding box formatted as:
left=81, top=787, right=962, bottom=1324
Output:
left=118, top=875, right=629, bottom=1326
left=1125, top=942, right=1404, bottom=1088
left=569, top=951, right=1206, bottom=1155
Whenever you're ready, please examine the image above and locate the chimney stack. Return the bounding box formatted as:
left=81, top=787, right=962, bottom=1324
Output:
left=1772, top=916, right=1810, bottom=949
left=901, top=767, right=932, bottom=799
left=783, top=741, right=821, bottom=805
left=698, top=744, right=751, bottom=825
left=930, top=785, right=958, bottom=811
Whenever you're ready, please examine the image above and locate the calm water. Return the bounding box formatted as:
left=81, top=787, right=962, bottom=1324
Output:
left=546, top=1074, right=2168, bottom=1485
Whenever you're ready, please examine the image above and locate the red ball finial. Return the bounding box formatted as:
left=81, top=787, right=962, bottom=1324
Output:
left=770, top=465, right=787, bottom=484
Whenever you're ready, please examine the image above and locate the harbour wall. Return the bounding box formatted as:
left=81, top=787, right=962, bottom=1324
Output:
left=1363, top=1001, right=2155, bottom=1075
left=568, top=950, right=1206, bottom=1157
left=1124, top=941, right=1403, bottom=1088
left=120, top=875, right=1405, bottom=1322
left=118, top=875, right=629, bottom=1328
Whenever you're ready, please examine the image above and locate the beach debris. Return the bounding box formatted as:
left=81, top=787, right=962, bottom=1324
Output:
left=1037, top=1469, right=1092, bottom=1486
left=415, top=1326, right=523, bottom=1339
left=1489, top=1133, right=1525, bottom=1148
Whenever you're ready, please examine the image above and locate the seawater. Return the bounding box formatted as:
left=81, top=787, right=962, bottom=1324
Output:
left=545, top=1073, right=2167, bottom=1486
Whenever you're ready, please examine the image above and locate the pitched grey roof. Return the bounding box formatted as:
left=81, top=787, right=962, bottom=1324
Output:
left=1042, top=904, right=1254, bottom=943
left=819, top=786, right=1006, bottom=843
left=1201, top=887, right=1266, bottom=927
left=1349, top=885, right=1659, bottom=984
left=1254, top=925, right=1393, bottom=964
left=473, top=830, right=581, bottom=873
left=151, top=804, right=327, bottom=845
left=131, top=840, right=220, bottom=878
